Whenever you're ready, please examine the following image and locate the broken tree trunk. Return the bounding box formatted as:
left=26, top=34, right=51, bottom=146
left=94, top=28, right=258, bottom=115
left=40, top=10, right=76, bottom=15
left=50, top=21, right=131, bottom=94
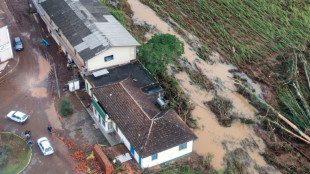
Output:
left=301, top=56, right=310, bottom=91
left=233, top=78, right=310, bottom=144
left=292, top=82, right=310, bottom=118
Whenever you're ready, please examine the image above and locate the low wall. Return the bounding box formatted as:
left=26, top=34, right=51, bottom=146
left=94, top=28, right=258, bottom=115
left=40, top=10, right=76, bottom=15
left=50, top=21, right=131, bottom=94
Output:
left=93, top=145, right=114, bottom=174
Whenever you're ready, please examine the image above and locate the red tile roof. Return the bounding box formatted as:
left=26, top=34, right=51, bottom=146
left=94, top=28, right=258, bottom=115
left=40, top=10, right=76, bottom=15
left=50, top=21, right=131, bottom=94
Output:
left=92, top=78, right=197, bottom=158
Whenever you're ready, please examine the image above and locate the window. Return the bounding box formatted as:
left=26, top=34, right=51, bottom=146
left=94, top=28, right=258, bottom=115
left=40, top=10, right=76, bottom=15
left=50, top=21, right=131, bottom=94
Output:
left=179, top=142, right=187, bottom=151
left=151, top=154, right=158, bottom=161
left=104, top=55, right=114, bottom=62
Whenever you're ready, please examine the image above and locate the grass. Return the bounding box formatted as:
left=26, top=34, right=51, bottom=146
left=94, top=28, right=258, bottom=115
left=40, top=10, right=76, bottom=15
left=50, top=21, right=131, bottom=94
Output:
left=0, top=132, right=32, bottom=174
left=60, top=99, right=73, bottom=117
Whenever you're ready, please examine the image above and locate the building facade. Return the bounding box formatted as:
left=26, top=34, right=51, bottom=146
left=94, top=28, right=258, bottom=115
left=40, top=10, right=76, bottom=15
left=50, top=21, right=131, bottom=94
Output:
left=35, top=0, right=140, bottom=72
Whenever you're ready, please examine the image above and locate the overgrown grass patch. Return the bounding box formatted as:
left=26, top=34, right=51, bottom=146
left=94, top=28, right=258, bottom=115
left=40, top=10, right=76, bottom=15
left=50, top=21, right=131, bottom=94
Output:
left=0, top=132, right=32, bottom=174
left=60, top=99, right=73, bottom=117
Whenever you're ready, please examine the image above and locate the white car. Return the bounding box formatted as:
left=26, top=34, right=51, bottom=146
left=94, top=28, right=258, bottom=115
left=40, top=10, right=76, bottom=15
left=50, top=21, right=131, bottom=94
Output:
left=37, top=137, right=54, bottom=156
left=6, top=111, right=28, bottom=123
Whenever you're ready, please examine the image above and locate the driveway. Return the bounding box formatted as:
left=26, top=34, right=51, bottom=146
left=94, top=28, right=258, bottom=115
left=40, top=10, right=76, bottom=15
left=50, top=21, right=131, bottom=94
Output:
left=0, top=0, right=108, bottom=173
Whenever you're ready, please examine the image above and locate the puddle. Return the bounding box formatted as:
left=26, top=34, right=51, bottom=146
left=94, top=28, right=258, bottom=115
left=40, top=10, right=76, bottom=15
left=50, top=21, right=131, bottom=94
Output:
left=45, top=102, right=62, bottom=129
left=128, top=0, right=274, bottom=172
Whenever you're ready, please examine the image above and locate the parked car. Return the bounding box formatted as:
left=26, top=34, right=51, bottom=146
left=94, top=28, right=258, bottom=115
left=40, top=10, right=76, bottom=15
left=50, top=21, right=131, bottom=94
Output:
left=37, top=137, right=54, bottom=156
left=6, top=111, right=28, bottom=123
left=13, top=37, right=23, bottom=51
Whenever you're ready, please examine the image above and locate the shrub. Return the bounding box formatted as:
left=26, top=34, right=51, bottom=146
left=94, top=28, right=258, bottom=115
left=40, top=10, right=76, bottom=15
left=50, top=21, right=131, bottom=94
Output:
left=60, top=99, right=73, bottom=117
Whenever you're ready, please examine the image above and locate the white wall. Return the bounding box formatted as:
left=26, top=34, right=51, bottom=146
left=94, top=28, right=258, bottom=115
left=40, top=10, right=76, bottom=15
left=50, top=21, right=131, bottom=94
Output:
left=117, top=128, right=140, bottom=163
left=87, top=46, right=136, bottom=71
left=85, top=79, right=93, bottom=96
left=0, top=26, right=13, bottom=62
left=141, top=140, right=193, bottom=168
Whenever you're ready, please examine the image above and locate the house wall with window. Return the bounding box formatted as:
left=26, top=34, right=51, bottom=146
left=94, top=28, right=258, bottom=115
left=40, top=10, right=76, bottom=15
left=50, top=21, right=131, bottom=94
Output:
left=140, top=140, right=194, bottom=168
left=86, top=46, right=136, bottom=71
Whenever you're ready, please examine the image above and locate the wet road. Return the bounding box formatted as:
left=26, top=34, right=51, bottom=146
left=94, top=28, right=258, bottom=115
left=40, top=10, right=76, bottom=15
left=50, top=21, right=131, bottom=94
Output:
left=0, top=0, right=75, bottom=173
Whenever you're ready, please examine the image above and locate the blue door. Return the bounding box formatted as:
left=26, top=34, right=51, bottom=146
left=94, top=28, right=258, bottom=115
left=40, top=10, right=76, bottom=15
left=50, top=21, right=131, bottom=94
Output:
left=130, top=145, right=135, bottom=156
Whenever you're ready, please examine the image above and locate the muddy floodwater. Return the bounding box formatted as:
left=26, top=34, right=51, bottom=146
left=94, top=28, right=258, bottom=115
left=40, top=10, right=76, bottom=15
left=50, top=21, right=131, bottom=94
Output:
left=128, top=0, right=279, bottom=172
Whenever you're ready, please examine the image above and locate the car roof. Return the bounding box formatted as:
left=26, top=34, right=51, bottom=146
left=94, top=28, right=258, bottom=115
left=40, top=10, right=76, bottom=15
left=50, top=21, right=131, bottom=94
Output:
left=41, top=140, right=52, bottom=148
left=38, top=137, right=51, bottom=147
left=15, top=111, right=26, bottom=117
left=14, top=37, right=21, bottom=42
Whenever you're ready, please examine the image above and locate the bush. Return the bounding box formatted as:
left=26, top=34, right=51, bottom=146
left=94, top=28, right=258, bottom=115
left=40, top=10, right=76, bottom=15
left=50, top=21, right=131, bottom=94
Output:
left=60, top=99, right=73, bottom=117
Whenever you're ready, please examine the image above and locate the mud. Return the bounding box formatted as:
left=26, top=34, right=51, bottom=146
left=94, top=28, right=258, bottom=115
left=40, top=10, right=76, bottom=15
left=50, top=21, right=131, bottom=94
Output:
left=128, top=0, right=276, bottom=172
left=0, top=0, right=98, bottom=173
left=45, top=102, right=62, bottom=130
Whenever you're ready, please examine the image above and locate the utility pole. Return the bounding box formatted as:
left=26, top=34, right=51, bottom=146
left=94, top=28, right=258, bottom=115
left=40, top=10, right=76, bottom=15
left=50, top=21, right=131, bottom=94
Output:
left=53, top=63, right=60, bottom=98
left=72, top=66, right=75, bottom=92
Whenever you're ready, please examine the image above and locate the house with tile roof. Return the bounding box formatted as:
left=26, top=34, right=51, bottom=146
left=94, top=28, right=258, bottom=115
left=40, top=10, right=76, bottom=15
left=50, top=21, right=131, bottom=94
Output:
left=91, top=78, right=197, bottom=168
left=34, top=0, right=140, bottom=72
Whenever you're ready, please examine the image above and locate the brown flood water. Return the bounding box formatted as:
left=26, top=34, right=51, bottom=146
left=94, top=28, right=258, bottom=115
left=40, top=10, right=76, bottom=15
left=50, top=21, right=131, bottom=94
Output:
left=128, top=0, right=277, bottom=172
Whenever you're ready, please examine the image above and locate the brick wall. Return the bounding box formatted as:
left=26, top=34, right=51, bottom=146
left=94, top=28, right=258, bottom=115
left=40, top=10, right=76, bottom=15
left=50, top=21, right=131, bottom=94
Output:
left=93, top=145, right=114, bottom=174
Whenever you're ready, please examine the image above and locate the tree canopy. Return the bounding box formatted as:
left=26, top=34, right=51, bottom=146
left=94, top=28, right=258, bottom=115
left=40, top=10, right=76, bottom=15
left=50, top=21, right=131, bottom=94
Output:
left=138, top=34, right=184, bottom=74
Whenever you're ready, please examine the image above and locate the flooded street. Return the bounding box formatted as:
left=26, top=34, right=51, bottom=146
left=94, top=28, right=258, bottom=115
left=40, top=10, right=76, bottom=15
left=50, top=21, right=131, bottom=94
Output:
left=0, top=0, right=76, bottom=173
left=128, top=0, right=278, bottom=172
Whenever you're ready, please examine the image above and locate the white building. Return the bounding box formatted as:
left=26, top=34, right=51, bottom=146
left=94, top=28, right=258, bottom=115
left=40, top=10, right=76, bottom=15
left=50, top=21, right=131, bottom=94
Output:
left=91, top=78, right=197, bottom=168
left=35, top=0, right=140, bottom=72
left=0, top=26, right=13, bottom=62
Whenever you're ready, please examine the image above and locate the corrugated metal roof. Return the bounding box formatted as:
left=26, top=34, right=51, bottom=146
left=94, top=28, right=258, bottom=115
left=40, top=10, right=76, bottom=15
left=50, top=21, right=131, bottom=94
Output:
left=95, top=15, right=140, bottom=46
left=40, top=0, right=140, bottom=61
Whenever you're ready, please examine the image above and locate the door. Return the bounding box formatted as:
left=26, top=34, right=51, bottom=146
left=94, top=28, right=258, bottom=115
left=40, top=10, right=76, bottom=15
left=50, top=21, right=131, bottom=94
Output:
left=130, top=145, right=135, bottom=156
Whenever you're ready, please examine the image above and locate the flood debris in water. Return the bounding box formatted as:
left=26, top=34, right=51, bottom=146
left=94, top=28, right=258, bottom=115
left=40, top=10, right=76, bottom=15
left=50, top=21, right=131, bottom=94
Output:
left=205, top=95, right=233, bottom=127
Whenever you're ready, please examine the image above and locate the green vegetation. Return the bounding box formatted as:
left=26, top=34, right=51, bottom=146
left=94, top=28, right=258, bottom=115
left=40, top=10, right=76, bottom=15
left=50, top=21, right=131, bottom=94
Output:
left=138, top=34, right=184, bottom=74
left=275, top=49, right=310, bottom=131
left=141, top=0, right=310, bottom=63
left=0, top=132, right=32, bottom=174
left=60, top=99, right=73, bottom=117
